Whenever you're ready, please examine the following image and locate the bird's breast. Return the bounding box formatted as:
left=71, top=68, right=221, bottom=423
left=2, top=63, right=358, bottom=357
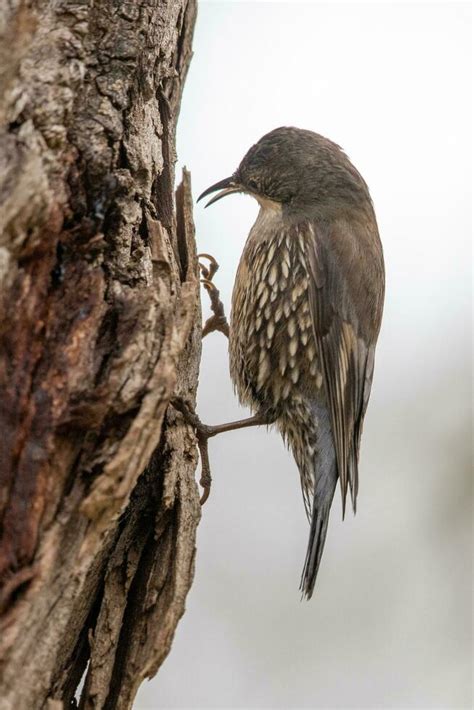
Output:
left=229, top=216, right=322, bottom=412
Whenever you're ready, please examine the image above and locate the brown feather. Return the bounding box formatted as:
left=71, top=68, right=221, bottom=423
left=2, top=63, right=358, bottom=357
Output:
left=306, top=215, right=384, bottom=515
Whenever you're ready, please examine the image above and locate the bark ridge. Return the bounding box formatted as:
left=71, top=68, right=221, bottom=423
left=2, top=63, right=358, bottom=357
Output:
left=0, top=1, right=200, bottom=707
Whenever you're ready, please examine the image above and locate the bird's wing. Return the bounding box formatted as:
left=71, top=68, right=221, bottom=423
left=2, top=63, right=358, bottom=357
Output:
left=306, top=217, right=384, bottom=515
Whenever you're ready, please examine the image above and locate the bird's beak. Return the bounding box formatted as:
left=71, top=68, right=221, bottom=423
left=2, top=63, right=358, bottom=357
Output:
left=197, top=176, right=241, bottom=208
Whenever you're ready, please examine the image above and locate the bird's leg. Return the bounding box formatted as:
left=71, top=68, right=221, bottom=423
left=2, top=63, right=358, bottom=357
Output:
left=171, top=397, right=275, bottom=504
left=198, top=253, right=230, bottom=338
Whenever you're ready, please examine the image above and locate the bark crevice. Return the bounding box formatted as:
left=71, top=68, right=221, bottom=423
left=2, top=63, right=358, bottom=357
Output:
left=0, top=1, right=200, bottom=707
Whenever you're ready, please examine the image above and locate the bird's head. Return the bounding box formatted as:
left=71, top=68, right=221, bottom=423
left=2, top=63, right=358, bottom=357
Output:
left=198, top=126, right=372, bottom=215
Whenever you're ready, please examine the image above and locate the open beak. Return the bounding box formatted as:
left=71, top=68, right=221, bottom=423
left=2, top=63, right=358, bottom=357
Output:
left=197, top=176, right=242, bottom=207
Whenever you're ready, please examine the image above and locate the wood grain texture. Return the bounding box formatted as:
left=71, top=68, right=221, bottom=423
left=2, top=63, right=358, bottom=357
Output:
left=0, top=1, right=200, bottom=707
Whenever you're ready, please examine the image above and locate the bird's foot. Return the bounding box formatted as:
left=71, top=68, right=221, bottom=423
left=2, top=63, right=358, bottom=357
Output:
left=171, top=396, right=275, bottom=505
left=171, top=397, right=214, bottom=504
left=198, top=253, right=230, bottom=338
left=198, top=252, right=219, bottom=282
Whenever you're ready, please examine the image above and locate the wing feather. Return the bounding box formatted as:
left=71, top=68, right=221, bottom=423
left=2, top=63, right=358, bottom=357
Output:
left=306, top=218, right=384, bottom=515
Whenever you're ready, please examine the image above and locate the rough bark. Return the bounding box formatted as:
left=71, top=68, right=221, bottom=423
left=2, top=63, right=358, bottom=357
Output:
left=0, top=1, right=200, bottom=708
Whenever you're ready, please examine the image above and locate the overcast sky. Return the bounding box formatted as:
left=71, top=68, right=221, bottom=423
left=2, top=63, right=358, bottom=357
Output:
left=136, top=2, right=472, bottom=708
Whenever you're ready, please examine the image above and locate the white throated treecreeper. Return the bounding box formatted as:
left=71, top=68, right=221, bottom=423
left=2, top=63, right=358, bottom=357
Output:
left=197, top=126, right=385, bottom=598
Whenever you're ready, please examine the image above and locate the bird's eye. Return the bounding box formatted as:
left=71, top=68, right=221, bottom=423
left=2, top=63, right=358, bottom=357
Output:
left=248, top=179, right=258, bottom=191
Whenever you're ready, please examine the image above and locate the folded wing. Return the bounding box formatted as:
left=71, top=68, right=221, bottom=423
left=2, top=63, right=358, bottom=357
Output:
left=306, top=217, right=384, bottom=515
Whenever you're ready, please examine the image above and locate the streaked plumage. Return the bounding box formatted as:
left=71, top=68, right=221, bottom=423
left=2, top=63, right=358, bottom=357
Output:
left=199, top=127, right=385, bottom=598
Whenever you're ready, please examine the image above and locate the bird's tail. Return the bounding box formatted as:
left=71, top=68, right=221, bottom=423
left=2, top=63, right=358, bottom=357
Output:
left=299, top=402, right=338, bottom=600
left=300, top=471, right=337, bottom=599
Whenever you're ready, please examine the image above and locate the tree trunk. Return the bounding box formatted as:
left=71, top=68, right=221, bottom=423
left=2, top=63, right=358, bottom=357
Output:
left=0, top=1, right=200, bottom=708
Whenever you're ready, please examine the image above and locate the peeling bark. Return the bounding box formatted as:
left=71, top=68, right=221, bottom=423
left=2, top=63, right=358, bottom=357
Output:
left=0, top=1, right=200, bottom=708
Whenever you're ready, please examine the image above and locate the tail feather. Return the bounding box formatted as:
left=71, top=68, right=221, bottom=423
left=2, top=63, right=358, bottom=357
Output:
left=300, top=468, right=337, bottom=599
left=280, top=397, right=339, bottom=598
left=300, top=398, right=338, bottom=599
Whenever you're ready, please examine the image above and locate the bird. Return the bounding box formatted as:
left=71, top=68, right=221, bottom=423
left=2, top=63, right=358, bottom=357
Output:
left=197, top=127, right=385, bottom=598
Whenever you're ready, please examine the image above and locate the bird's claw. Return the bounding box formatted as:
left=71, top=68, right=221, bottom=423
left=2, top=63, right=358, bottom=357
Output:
left=170, top=396, right=213, bottom=505
left=170, top=397, right=273, bottom=505
left=201, top=277, right=216, bottom=291
left=198, top=253, right=219, bottom=282
left=198, top=254, right=230, bottom=338
left=174, top=254, right=228, bottom=499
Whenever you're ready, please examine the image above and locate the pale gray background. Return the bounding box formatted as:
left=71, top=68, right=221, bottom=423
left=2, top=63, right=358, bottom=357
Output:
left=136, top=2, right=472, bottom=708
